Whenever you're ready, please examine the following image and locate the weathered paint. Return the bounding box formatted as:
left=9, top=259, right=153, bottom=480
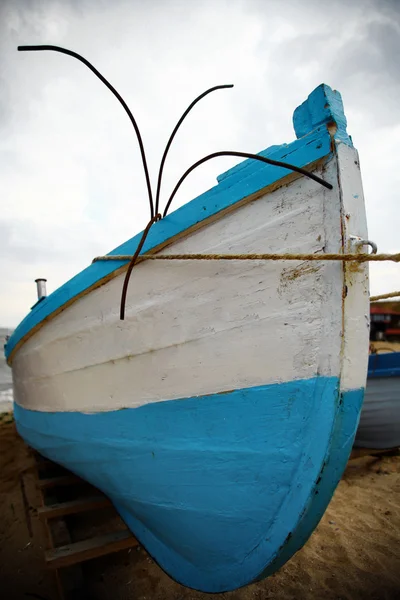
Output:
left=6, top=128, right=334, bottom=361
left=6, top=83, right=370, bottom=591
left=293, top=84, right=352, bottom=146
left=11, top=156, right=343, bottom=413
left=13, top=377, right=364, bottom=592
left=10, top=141, right=368, bottom=414
left=335, top=142, right=370, bottom=394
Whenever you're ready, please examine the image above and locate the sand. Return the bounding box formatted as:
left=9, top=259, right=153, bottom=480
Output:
left=1, top=415, right=399, bottom=600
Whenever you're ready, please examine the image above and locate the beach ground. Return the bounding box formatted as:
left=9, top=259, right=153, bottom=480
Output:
left=1, top=413, right=399, bottom=600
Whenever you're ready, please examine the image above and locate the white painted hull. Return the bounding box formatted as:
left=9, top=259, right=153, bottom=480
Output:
left=11, top=147, right=368, bottom=414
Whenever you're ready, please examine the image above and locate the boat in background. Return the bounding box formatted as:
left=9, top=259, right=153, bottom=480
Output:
left=5, top=81, right=370, bottom=592
left=354, top=351, right=400, bottom=450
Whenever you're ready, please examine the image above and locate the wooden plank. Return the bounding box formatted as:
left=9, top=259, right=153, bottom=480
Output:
left=37, top=495, right=111, bottom=520
left=50, top=519, right=86, bottom=600
left=32, top=453, right=86, bottom=599
left=45, top=530, right=138, bottom=569
left=37, top=474, right=82, bottom=490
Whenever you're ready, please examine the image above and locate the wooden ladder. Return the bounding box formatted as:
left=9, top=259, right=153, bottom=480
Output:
left=32, top=453, right=138, bottom=599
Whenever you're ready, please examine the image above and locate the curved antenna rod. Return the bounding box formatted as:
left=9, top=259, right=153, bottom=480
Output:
left=154, top=84, right=233, bottom=216
left=163, top=151, right=333, bottom=217
left=120, top=214, right=160, bottom=320
left=18, top=44, right=155, bottom=219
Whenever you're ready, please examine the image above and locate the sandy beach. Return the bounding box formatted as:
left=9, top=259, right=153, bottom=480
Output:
left=1, top=413, right=399, bottom=600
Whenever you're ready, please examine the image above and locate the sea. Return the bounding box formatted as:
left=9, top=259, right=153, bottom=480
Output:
left=0, top=328, right=13, bottom=413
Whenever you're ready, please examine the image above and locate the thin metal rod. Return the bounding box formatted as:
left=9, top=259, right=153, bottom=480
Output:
left=163, top=151, right=333, bottom=217
left=154, top=84, right=233, bottom=216
left=18, top=44, right=155, bottom=218
left=119, top=215, right=161, bottom=320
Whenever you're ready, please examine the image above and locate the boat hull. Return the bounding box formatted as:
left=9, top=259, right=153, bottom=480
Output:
left=6, top=84, right=370, bottom=591
left=354, top=353, right=400, bottom=450
left=14, top=379, right=364, bottom=592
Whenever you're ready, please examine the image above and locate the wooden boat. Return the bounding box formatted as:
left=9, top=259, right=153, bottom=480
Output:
left=354, top=352, right=400, bottom=450
left=5, top=82, right=370, bottom=592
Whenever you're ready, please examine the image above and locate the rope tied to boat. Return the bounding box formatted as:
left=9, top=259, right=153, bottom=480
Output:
left=95, top=250, right=399, bottom=320
left=370, top=290, right=400, bottom=302
left=94, top=251, right=400, bottom=263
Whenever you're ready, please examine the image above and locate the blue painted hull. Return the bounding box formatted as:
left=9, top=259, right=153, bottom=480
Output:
left=14, top=377, right=364, bottom=592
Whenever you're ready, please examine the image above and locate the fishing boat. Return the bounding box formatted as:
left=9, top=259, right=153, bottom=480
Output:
left=5, top=56, right=371, bottom=592
left=354, top=351, right=400, bottom=450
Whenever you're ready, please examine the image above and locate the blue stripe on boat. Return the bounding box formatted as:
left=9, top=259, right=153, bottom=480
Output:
left=14, top=376, right=364, bottom=592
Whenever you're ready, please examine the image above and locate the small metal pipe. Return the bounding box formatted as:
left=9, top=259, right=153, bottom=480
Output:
left=35, top=278, right=47, bottom=300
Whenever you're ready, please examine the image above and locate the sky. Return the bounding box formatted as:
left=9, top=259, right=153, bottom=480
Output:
left=0, top=0, right=399, bottom=327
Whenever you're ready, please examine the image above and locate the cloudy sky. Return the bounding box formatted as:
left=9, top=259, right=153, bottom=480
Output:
left=0, top=0, right=399, bottom=327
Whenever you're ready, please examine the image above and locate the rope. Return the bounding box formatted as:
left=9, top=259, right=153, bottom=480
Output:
left=108, top=251, right=399, bottom=319
left=94, top=252, right=400, bottom=263
left=99, top=247, right=398, bottom=319
left=370, top=291, right=400, bottom=301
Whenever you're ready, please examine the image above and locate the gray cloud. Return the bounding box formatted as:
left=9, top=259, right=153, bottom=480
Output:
left=338, top=20, right=400, bottom=81
left=330, top=20, right=400, bottom=113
